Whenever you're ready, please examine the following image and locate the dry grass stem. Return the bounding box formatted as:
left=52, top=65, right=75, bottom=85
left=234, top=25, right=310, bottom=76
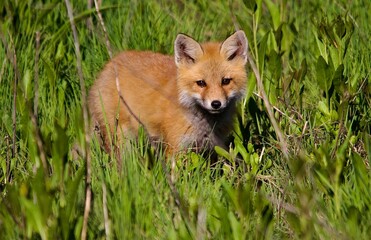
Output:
left=64, top=0, right=92, bottom=239
left=102, top=182, right=111, bottom=239
left=246, top=51, right=289, bottom=159
left=0, top=29, right=20, bottom=182
left=231, top=21, right=289, bottom=159
left=253, top=92, right=298, bottom=124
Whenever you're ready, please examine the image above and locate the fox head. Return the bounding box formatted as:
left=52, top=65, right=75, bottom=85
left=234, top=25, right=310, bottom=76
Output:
left=174, top=31, right=248, bottom=114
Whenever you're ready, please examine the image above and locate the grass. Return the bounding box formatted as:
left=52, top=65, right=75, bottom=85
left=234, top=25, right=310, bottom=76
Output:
left=0, top=0, right=370, bottom=239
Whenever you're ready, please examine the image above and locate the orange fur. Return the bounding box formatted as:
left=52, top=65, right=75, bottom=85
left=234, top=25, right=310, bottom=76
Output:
left=88, top=31, right=248, bottom=155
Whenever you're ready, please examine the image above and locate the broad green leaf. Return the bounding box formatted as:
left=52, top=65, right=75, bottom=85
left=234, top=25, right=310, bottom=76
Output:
left=255, top=0, right=263, bottom=26
left=55, top=41, right=65, bottom=61
left=281, top=23, right=295, bottom=55
left=243, top=0, right=257, bottom=12
left=329, top=110, right=338, bottom=121
left=215, top=146, right=233, bottom=163
left=267, top=50, right=282, bottom=81
left=314, top=30, right=328, bottom=61
left=318, top=100, right=329, bottom=115
left=245, top=72, right=256, bottom=101
left=316, top=56, right=334, bottom=92
left=263, top=159, right=272, bottom=171
left=294, top=59, right=307, bottom=82
left=332, top=64, right=344, bottom=90
left=329, top=45, right=340, bottom=69
left=264, top=0, right=280, bottom=30
left=235, top=138, right=249, bottom=164
left=267, top=30, right=278, bottom=53
left=258, top=32, right=269, bottom=73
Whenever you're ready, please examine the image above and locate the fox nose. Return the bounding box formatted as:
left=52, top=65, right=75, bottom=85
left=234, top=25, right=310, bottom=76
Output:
left=211, top=100, right=222, bottom=109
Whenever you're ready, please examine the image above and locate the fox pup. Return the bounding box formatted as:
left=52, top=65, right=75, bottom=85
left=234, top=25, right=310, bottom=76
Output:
left=88, top=31, right=248, bottom=156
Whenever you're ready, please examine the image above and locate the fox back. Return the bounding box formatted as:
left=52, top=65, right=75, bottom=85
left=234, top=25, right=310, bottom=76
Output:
left=88, top=31, right=248, bottom=155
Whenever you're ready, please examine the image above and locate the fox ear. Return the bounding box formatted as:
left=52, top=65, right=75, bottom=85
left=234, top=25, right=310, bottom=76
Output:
left=174, top=34, right=203, bottom=66
left=220, top=30, right=248, bottom=63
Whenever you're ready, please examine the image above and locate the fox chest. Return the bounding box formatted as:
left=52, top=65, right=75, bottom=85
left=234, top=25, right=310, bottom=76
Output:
left=178, top=121, right=228, bottom=153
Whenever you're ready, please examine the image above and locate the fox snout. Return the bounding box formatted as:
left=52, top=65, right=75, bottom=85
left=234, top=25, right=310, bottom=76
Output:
left=202, top=98, right=228, bottom=114
left=208, top=99, right=225, bottom=114
left=211, top=100, right=222, bottom=109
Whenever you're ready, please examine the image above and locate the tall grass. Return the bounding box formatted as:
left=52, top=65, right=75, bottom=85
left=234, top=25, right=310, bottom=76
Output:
left=1, top=0, right=370, bottom=239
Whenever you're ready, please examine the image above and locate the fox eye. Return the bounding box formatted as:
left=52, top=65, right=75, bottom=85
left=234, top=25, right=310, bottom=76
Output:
left=196, top=80, right=207, bottom=88
left=222, top=77, right=232, bottom=85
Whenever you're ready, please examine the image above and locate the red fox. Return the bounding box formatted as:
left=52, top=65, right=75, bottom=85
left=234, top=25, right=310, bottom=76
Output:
left=88, top=31, right=248, bottom=156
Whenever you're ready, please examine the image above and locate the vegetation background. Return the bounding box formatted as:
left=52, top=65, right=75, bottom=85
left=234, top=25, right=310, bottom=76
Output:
left=0, top=0, right=370, bottom=239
